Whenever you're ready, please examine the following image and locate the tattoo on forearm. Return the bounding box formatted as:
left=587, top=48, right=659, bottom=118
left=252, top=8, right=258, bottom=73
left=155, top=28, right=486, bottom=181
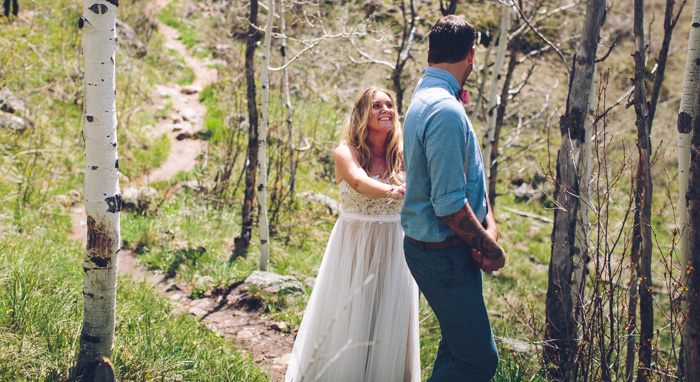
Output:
left=443, top=207, right=502, bottom=260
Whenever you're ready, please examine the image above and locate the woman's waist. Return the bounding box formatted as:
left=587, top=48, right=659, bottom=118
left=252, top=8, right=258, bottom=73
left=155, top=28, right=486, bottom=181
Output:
left=339, top=210, right=401, bottom=223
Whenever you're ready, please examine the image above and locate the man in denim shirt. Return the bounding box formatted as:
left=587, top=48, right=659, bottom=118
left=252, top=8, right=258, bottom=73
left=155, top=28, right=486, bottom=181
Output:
left=401, top=15, right=506, bottom=381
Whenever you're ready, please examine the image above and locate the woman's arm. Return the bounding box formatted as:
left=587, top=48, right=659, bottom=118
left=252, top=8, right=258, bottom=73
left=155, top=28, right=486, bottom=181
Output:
left=334, top=144, right=404, bottom=199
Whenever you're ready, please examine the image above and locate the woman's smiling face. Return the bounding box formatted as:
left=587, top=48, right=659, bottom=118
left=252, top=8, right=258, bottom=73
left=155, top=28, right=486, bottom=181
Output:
left=367, top=91, right=395, bottom=135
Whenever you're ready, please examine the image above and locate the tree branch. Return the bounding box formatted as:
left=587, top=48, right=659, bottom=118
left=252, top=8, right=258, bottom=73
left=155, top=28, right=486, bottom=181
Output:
left=348, top=38, right=396, bottom=69
left=506, top=0, right=571, bottom=74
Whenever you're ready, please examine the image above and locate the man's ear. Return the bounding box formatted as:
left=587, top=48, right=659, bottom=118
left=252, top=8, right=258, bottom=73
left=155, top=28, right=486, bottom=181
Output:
left=466, top=45, right=476, bottom=64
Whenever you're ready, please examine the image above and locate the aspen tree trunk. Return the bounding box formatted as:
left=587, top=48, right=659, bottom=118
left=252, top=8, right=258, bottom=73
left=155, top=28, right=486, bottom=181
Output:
left=544, top=0, right=605, bottom=379
left=439, top=0, right=457, bottom=16
left=679, top=0, right=700, bottom=378
left=572, top=67, right=596, bottom=327
left=487, top=49, right=516, bottom=207
left=685, top=67, right=700, bottom=382
left=473, top=41, right=494, bottom=120
left=391, top=0, right=416, bottom=115
left=280, top=0, right=297, bottom=202
left=236, top=0, right=259, bottom=254
left=626, top=2, right=680, bottom=378
left=483, top=4, right=510, bottom=191
left=76, top=0, right=120, bottom=376
left=257, top=0, right=273, bottom=271
left=632, top=1, right=654, bottom=379
left=626, top=191, right=641, bottom=382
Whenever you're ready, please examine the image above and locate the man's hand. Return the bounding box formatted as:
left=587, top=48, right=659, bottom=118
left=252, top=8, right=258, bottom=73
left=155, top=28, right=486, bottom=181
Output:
left=473, top=209, right=504, bottom=272
left=441, top=205, right=506, bottom=273
left=471, top=246, right=505, bottom=273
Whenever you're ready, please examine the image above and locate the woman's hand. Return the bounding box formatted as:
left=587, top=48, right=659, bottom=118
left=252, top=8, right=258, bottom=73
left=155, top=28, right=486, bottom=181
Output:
left=386, top=183, right=406, bottom=199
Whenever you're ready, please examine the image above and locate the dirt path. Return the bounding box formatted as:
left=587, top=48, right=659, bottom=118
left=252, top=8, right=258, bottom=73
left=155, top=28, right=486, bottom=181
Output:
left=69, top=2, right=295, bottom=380
left=137, top=22, right=214, bottom=184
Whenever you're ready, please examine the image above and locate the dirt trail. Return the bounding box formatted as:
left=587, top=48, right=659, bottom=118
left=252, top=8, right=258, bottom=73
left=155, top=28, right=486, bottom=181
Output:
left=137, top=21, right=214, bottom=184
left=69, top=2, right=295, bottom=380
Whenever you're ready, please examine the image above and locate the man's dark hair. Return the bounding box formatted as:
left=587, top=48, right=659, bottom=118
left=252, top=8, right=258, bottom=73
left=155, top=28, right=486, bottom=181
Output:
left=427, top=15, right=476, bottom=64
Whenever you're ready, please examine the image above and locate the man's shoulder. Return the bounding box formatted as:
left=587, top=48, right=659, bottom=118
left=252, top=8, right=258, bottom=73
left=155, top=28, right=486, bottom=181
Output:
left=408, top=87, right=463, bottom=120
left=413, top=86, right=455, bottom=105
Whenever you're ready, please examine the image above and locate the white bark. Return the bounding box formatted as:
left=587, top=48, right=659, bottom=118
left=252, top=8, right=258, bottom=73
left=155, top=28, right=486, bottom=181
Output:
left=483, top=4, right=510, bottom=180
left=77, top=0, right=120, bottom=373
left=280, top=0, right=296, bottom=199
left=679, top=0, right=700, bottom=376
left=679, top=0, right=700, bottom=311
left=257, top=0, right=274, bottom=271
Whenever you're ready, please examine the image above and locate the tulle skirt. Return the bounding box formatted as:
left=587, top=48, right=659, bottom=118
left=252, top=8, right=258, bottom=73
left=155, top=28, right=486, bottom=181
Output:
left=285, top=212, right=420, bottom=382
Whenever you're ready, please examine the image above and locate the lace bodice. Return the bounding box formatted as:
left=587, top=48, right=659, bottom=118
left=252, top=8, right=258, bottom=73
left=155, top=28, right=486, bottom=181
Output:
left=338, top=175, right=403, bottom=217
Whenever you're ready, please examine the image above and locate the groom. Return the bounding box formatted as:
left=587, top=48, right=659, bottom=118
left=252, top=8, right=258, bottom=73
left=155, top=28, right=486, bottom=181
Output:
left=401, top=15, right=506, bottom=381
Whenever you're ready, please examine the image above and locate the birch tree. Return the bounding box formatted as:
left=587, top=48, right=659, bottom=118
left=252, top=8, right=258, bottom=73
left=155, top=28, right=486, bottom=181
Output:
left=543, top=0, right=605, bottom=378
left=482, top=4, right=510, bottom=198
left=280, top=0, right=297, bottom=204
left=624, top=0, right=686, bottom=378
left=76, top=0, right=121, bottom=376
left=235, top=0, right=260, bottom=254
left=679, top=0, right=700, bottom=378
left=632, top=1, right=655, bottom=379
left=257, top=0, right=274, bottom=271
left=480, top=0, right=575, bottom=206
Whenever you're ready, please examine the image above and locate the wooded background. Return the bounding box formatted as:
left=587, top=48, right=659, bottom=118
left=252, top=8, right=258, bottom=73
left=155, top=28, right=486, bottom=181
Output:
left=1, top=0, right=700, bottom=380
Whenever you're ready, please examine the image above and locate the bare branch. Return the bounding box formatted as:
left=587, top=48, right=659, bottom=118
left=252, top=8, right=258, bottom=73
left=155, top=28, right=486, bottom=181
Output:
left=509, top=1, right=577, bottom=40
left=503, top=206, right=554, bottom=223
left=595, top=35, right=620, bottom=63
left=597, top=86, right=634, bottom=124
left=506, top=0, right=571, bottom=74
left=269, top=31, right=360, bottom=71
left=348, top=38, right=396, bottom=69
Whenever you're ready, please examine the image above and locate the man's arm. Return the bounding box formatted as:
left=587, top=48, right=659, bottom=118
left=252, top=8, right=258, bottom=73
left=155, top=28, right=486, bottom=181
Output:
left=440, top=204, right=505, bottom=273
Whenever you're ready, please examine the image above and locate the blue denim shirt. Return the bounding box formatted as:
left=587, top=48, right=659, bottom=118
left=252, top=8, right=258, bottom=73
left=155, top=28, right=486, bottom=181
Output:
left=401, top=67, right=489, bottom=242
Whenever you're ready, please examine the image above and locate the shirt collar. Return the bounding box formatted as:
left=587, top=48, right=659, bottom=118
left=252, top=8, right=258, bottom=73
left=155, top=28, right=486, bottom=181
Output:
left=424, top=67, right=461, bottom=97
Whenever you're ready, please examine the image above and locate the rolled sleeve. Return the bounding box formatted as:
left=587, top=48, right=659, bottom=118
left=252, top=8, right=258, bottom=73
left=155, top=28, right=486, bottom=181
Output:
left=425, top=103, right=469, bottom=217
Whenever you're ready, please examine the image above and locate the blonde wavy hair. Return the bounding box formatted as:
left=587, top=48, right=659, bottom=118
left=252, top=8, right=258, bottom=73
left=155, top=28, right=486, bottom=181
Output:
left=341, top=86, right=403, bottom=184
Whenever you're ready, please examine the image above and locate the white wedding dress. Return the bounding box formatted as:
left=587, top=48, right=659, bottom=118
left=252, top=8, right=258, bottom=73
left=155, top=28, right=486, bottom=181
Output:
left=285, top=176, right=420, bottom=382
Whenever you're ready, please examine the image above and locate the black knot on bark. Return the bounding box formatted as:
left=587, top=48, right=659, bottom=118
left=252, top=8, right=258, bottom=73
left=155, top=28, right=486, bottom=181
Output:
left=90, top=256, right=110, bottom=267
left=559, top=111, right=586, bottom=142
left=88, top=3, right=108, bottom=14
left=83, top=334, right=101, bottom=344
left=78, top=17, right=85, bottom=29
left=105, top=194, right=122, bottom=213
left=679, top=112, right=693, bottom=134
left=86, top=115, right=94, bottom=122
left=106, top=0, right=119, bottom=7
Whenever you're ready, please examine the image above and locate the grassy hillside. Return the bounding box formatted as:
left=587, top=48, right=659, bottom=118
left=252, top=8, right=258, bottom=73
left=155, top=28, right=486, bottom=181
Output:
left=1, top=0, right=695, bottom=380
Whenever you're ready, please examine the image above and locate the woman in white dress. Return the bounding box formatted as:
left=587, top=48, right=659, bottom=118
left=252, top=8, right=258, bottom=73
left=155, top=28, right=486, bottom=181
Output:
left=285, top=86, right=420, bottom=382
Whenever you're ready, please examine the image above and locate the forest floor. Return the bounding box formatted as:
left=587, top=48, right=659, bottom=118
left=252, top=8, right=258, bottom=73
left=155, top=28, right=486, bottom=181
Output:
left=68, top=1, right=295, bottom=380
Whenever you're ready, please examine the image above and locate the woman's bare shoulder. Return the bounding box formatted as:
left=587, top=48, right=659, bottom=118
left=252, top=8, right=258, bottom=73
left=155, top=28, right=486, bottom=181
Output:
left=334, top=142, right=358, bottom=160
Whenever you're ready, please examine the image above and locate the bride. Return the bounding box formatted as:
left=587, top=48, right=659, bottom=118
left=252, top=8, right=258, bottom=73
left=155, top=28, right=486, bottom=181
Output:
left=285, top=86, right=420, bottom=382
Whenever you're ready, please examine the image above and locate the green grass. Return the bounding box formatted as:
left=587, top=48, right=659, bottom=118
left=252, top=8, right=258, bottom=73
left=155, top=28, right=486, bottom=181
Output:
left=0, top=221, right=267, bottom=381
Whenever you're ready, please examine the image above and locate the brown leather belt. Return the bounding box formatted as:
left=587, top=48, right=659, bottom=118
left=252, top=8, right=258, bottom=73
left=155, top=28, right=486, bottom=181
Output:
left=405, top=235, right=464, bottom=249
